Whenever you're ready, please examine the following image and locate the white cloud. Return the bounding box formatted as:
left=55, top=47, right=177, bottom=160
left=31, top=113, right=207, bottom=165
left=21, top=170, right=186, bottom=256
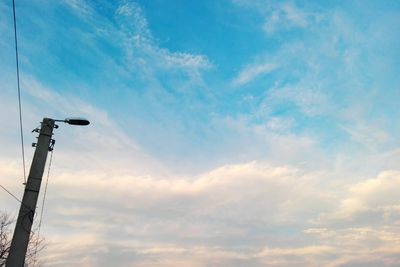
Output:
left=233, top=62, right=276, bottom=86
left=31, top=162, right=400, bottom=266
left=303, top=227, right=400, bottom=267
left=33, top=161, right=332, bottom=265
left=115, top=1, right=211, bottom=72
left=333, top=171, right=400, bottom=221
left=263, top=3, right=317, bottom=34
left=63, top=0, right=93, bottom=17
left=340, top=123, right=390, bottom=149
left=265, top=82, right=332, bottom=117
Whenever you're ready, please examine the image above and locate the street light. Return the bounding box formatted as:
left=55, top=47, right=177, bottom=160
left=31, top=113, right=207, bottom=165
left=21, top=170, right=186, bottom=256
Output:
left=55, top=117, right=90, bottom=126
left=6, top=117, right=90, bottom=267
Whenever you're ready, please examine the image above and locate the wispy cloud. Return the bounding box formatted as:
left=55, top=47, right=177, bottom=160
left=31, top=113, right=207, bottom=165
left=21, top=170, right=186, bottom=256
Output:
left=263, top=3, right=317, bottom=34
left=115, top=1, right=211, bottom=72
left=62, top=0, right=93, bottom=17
left=340, top=123, right=390, bottom=149
left=233, top=62, right=276, bottom=86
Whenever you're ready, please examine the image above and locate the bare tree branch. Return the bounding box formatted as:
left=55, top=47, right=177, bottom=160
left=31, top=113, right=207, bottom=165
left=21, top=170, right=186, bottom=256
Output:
left=0, top=211, right=45, bottom=267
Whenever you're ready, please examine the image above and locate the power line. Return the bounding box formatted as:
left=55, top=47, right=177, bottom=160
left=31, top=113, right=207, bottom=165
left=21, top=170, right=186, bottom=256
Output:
left=0, top=184, right=35, bottom=216
left=12, top=0, right=27, bottom=184
left=0, top=183, right=23, bottom=204
left=1, top=151, right=55, bottom=266
left=32, top=150, right=54, bottom=266
left=37, top=150, right=54, bottom=237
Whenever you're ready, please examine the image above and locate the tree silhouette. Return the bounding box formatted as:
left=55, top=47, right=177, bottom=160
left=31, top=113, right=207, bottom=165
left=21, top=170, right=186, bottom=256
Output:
left=0, top=211, right=45, bottom=267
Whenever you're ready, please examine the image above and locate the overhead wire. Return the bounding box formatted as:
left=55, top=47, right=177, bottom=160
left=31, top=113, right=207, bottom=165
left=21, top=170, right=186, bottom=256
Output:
left=10, top=3, right=54, bottom=264
left=33, top=149, right=54, bottom=266
left=12, top=0, right=27, bottom=184
left=0, top=152, right=56, bottom=264
left=0, top=183, right=36, bottom=236
left=0, top=183, right=37, bottom=216
left=36, top=150, right=53, bottom=239
left=0, top=184, right=23, bottom=205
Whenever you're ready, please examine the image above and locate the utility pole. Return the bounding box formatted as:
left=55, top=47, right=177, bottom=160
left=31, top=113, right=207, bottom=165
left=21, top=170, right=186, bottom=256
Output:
left=6, top=117, right=89, bottom=267
left=6, top=118, right=55, bottom=267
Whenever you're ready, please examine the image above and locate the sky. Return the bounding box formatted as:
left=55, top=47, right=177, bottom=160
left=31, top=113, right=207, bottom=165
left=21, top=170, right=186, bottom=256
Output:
left=1, top=0, right=400, bottom=266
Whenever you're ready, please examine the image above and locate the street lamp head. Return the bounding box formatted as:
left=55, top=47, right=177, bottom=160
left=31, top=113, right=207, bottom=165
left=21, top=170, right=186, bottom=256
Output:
left=64, top=117, right=90, bottom=126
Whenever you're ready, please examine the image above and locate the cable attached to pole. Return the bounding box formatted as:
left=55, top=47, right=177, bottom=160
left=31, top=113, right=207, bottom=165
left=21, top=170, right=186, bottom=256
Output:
left=0, top=184, right=23, bottom=204
left=12, top=0, right=27, bottom=184
left=32, top=150, right=54, bottom=266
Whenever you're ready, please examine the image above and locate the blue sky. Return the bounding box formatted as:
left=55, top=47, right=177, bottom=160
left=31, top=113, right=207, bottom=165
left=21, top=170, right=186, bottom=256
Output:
left=1, top=0, right=400, bottom=266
